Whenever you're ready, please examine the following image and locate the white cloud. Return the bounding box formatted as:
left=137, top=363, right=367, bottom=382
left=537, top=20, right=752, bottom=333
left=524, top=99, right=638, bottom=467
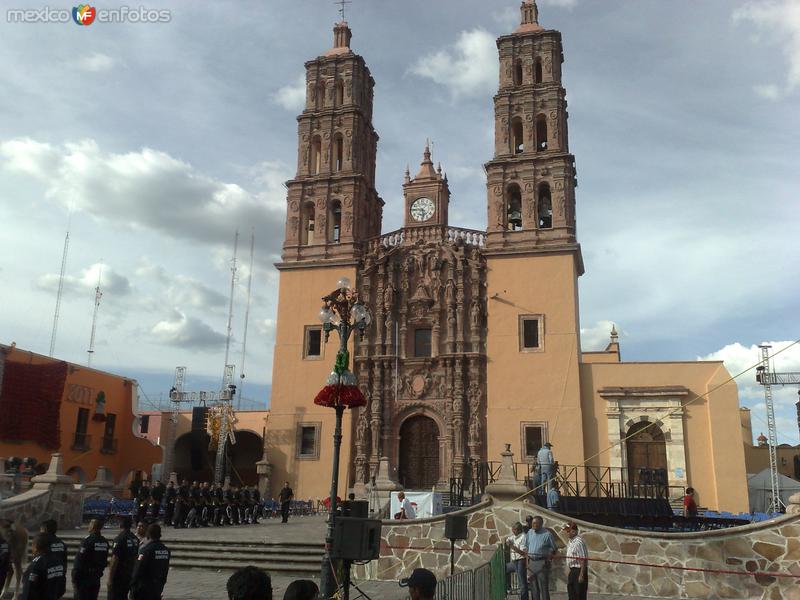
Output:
left=134, top=259, right=227, bottom=310
left=255, top=318, right=275, bottom=338
left=273, top=73, right=306, bottom=112
left=699, top=341, right=800, bottom=444
left=734, top=0, right=800, bottom=97
left=35, top=262, right=131, bottom=297
left=409, top=29, right=497, bottom=97
left=75, top=53, right=115, bottom=73
left=0, top=137, right=289, bottom=257
left=580, top=320, right=618, bottom=351
left=754, top=83, right=784, bottom=100
left=151, top=310, right=227, bottom=350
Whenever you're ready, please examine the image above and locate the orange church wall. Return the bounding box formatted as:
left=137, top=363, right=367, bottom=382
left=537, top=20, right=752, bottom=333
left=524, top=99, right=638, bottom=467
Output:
left=484, top=252, right=585, bottom=468
left=579, top=360, right=749, bottom=513
left=0, top=345, right=162, bottom=486
left=266, top=265, right=357, bottom=500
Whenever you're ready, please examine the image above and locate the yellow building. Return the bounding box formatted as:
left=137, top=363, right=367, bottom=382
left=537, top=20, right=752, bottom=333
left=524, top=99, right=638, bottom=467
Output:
left=265, top=2, right=749, bottom=512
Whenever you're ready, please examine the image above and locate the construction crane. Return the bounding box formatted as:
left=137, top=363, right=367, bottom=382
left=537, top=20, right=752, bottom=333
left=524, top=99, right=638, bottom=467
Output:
left=49, top=230, right=70, bottom=357
left=223, top=230, right=239, bottom=385
left=86, top=266, right=103, bottom=368
left=755, top=344, right=800, bottom=513
left=162, top=366, right=237, bottom=483
left=238, top=230, right=255, bottom=410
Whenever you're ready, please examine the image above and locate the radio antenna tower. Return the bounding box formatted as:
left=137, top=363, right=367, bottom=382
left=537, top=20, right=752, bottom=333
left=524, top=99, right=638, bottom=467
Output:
left=87, top=265, right=103, bottom=368
left=223, top=230, right=239, bottom=382
left=49, top=229, right=70, bottom=357
left=238, top=230, right=255, bottom=410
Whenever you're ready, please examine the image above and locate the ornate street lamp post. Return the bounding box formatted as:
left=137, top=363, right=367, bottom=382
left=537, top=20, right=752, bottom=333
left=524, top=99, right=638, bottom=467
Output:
left=315, top=276, right=371, bottom=599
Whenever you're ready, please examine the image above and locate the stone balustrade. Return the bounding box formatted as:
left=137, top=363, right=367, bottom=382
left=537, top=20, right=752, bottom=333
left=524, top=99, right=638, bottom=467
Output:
left=366, top=225, right=486, bottom=253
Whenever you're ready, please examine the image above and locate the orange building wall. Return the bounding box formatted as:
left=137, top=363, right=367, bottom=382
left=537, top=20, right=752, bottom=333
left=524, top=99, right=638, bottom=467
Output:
left=485, top=252, right=585, bottom=466
left=0, top=345, right=162, bottom=485
left=579, top=360, right=749, bottom=512
left=266, top=265, right=357, bottom=499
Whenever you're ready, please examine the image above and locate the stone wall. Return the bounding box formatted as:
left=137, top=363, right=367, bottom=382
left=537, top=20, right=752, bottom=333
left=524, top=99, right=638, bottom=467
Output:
left=354, top=498, right=800, bottom=600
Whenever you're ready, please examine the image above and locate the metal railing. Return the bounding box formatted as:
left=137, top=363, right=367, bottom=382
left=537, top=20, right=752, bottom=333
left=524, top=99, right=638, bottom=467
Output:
left=406, top=545, right=505, bottom=600
left=450, top=462, right=685, bottom=505
left=71, top=432, right=91, bottom=451
left=100, top=436, right=118, bottom=454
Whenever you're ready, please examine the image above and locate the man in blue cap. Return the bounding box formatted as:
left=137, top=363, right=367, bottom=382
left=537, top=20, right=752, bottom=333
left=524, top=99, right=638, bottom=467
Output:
left=399, top=567, right=436, bottom=600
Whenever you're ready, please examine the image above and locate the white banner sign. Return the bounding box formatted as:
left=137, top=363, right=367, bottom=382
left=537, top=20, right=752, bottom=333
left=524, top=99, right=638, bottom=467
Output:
left=390, top=491, right=443, bottom=520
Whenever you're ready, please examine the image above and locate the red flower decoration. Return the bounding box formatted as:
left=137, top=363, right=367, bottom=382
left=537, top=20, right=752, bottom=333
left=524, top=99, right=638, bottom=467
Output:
left=314, top=384, right=366, bottom=408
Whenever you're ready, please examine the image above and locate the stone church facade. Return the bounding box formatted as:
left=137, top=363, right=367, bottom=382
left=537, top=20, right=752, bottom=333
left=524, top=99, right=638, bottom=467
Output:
left=266, top=2, right=750, bottom=512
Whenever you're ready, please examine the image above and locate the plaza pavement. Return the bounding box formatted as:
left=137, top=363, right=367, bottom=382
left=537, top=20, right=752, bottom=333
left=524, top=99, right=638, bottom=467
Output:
left=42, top=515, right=650, bottom=600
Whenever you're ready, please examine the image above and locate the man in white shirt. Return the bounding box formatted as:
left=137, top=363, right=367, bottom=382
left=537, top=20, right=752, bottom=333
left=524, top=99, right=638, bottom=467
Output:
left=505, top=522, right=528, bottom=600
left=536, top=443, right=554, bottom=490
left=397, top=491, right=416, bottom=519
left=562, top=521, right=588, bottom=600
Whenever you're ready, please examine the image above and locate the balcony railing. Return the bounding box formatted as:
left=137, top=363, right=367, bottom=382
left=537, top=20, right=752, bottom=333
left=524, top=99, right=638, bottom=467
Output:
left=100, top=436, right=118, bottom=454
left=365, top=225, right=486, bottom=254
left=71, top=432, right=92, bottom=451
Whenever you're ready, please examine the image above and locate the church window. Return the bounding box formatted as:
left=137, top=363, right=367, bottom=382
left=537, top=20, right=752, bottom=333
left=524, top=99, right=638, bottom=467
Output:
left=512, top=117, right=524, bottom=154
left=514, top=59, right=523, bottom=86
left=534, top=58, right=543, bottom=84
left=414, top=328, right=432, bottom=357
left=536, top=114, right=548, bottom=151
left=315, top=82, right=326, bottom=110
left=538, top=183, right=552, bottom=229
left=519, top=315, right=543, bottom=351
left=521, top=422, right=548, bottom=462
left=297, top=423, right=321, bottom=460
left=311, top=137, right=322, bottom=175
left=336, top=79, right=344, bottom=105
left=330, top=201, right=342, bottom=243
left=507, top=184, right=523, bottom=231
left=303, top=325, right=323, bottom=359
left=301, top=202, right=315, bottom=245
left=334, top=134, right=344, bottom=172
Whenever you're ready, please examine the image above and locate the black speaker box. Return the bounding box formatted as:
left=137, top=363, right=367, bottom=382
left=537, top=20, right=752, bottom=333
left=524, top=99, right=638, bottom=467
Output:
left=445, top=514, right=468, bottom=540
left=191, top=407, right=209, bottom=430
left=331, top=517, right=382, bottom=561
left=342, top=500, right=369, bottom=519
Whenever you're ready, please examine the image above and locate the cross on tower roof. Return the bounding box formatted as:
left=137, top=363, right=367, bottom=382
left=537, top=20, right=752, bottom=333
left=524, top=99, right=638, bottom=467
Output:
left=335, top=0, right=352, bottom=21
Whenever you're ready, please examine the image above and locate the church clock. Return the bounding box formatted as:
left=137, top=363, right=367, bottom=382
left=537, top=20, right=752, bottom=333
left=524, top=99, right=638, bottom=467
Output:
left=410, top=197, right=435, bottom=222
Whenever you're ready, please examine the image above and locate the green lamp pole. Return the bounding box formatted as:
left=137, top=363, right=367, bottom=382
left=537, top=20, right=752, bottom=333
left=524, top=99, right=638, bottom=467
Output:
left=318, top=276, right=371, bottom=600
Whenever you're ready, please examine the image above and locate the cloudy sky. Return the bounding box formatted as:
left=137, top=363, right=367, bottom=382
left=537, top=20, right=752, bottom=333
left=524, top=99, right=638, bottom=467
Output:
left=0, top=1, right=798, bottom=440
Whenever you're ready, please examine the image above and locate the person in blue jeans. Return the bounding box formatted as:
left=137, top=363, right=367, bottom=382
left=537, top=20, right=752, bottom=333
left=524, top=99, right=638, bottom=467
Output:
left=505, top=522, right=529, bottom=600
left=525, top=516, right=558, bottom=600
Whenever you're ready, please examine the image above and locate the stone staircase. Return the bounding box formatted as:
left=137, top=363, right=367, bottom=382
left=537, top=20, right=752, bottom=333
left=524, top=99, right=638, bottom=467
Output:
left=52, top=533, right=324, bottom=577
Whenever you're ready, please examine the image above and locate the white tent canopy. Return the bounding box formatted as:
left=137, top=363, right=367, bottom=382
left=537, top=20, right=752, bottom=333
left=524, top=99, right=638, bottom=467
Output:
left=747, top=468, right=800, bottom=513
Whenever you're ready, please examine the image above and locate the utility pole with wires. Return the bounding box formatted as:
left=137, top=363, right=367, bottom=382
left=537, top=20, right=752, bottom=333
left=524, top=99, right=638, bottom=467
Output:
left=756, top=344, right=800, bottom=513
left=86, top=266, right=103, bottom=368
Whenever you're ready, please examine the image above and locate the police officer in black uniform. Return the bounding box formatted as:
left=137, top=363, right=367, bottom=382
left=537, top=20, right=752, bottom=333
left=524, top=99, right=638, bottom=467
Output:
left=107, top=516, right=139, bottom=600
left=162, top=481, right=177, bottom=526
left=136, top=482, right=151, bottom=524
left=173, top=480, right=189, bottom=528
left=212, top=483, right=225, bottom=526
left=240, top=486, right=252, bottom=524
left=21, top=533, right=50, bottom=600
left=200, top=482, right=212, bottom=526
left=224, top=485, right=236, bottom=525
left=251, top=486, right=262, bottom=523
left=40, top=519, right=67, bottom=599
left=71, top=519, right=109, bottom=600
left=150, top=481, right=165, bottom=521
left=129, top=524, right=171, bottom=600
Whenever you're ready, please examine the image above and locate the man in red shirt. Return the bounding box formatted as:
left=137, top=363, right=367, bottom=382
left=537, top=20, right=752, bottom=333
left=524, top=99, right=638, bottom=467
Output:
left=683, top=487, right=698, bottom=517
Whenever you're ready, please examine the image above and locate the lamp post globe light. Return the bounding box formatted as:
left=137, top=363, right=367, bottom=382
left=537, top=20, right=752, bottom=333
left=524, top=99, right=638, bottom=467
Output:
left=315, top=276, right=371, bottom=599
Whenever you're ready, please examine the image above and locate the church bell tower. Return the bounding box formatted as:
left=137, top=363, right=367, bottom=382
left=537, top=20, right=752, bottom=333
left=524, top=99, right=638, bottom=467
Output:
left=483, top=1, right=586, bottom=470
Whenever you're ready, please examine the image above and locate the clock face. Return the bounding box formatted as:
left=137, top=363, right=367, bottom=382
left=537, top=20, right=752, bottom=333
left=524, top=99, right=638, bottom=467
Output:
left=410, top=197, right=435, bottom=222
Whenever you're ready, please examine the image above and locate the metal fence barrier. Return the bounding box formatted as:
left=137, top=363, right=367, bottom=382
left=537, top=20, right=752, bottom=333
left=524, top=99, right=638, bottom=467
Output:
left=406, top=545, right=505, bottom=600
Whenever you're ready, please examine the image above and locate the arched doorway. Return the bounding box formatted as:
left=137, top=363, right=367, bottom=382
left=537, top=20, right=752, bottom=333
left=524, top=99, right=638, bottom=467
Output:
left=625, top=421, right=668, bottom=491
left=173, top=429, right=263, bottom=485
left=227, top=431, right=263, bottom=486
left=399, top=416, right=440, bottom=489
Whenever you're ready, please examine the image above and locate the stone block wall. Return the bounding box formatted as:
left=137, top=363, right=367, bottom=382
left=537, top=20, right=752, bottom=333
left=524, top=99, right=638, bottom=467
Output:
left=0, top=483, right=83, bottom=530
left=354, top=497, right=800, bottom=600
